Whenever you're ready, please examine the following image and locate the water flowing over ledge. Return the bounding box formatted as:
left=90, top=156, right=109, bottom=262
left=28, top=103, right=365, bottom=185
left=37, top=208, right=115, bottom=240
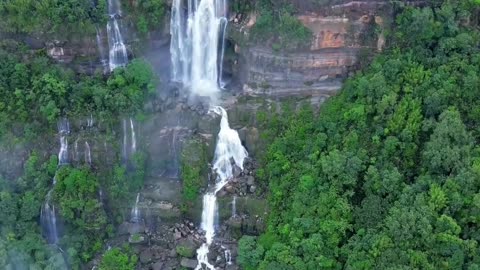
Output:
left=170, top=0, right=228, bottom=97
left=195, top=106, right=248, bottom=270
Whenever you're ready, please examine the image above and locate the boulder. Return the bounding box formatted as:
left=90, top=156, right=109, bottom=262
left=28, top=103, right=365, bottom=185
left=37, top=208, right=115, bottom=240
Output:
left=152, top=261, right=164, bottom=270
left=128, top=234, right=146, bottom=244
left=247, top=176, right=255, bottom=185
left=140, top=249, right=154, bottom=264
left=180, top=258, right=198, bottom=269
left=176, top=238, right=197, bottom=258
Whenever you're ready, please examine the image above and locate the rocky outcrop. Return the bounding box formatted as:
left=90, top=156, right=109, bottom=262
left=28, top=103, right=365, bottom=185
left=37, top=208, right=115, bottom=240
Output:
left=232, top=0, right=402, bottom=97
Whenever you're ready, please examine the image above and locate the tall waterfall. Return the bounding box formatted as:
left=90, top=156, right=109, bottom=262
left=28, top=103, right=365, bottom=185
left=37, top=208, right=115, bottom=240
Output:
left=41, top=119, right=70, bottom=244
left=196, top=107, right=248, bottom=270
left=170, top=0, right=229, bottom=95
left=107, top=0, right=128, bottom=71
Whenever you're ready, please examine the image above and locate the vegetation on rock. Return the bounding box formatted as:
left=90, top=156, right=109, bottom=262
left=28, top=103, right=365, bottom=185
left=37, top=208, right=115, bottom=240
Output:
left=180, top=139, right=208, bottom=210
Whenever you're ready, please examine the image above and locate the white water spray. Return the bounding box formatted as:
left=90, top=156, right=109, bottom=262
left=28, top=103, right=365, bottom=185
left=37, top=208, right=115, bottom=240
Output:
left=107, top=0, right=128, bottom=71
left=195, top=107, right=248, bottom=270
left=170, top=0, right=228, bottom=95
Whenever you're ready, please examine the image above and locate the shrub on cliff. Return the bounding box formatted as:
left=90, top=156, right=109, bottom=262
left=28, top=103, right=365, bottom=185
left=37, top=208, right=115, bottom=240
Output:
left=251, top=0, right=312, bottom=50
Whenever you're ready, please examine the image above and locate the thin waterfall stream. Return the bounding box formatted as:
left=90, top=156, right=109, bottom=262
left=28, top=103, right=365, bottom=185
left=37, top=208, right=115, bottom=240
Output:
left=41, top=119, right=70, bottom=244
left=195, top=107, right=248, bottom=270
left=107, top=0, right=128, bottom=71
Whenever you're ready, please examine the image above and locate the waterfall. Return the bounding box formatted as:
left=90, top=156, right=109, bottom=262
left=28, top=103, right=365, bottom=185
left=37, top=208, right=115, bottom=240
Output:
left=122, top=118, right=137, bottom=162
left=122, top=118, right=128, bottom=161
left=95, top=27, right=108, bottom=71
left=218, top=17, right=228, bottom=88
left=130, top=118, right=136, bottom=154
left=41, top=119, right=70, bottom=244
left=225, top=249, right=232, bottom=265
left=107, top=0, right=128, bottom=71
left=87, top=114, right=94, bottom=128
left=195, top=107, right=248, bottom=270
left=85, top=141, right=92, bottom=165
left=131, top=193, right=141, bottom=222
left=40, top=190, right=59, bottom=244
left=74, top=138, right=79, bottom=162
left=170, top=0, right=229, bottom=96
left=57, top=119, right=70, bottom=165
left=231, top=195, right=236, bottom=218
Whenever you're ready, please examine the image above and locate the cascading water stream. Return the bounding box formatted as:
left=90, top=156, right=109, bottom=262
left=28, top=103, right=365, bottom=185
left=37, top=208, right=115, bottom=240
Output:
left=231, top=195, right=236, bottom=218
left=130, top=118, right=136, bottom=154
left=122, top=118, right=137, bottom=162
left=195, top=107, right=248, bottom=270
left=170, top=0, right=228, bottom=95
left=95, top=27, right=108, bottom=71
left=107, top=0, right=128, bottom=71
left=85, top=141, right=92, bottom=165
left=131, top=193, right=141, bottom=223
left=87, top=114, right=94, bottom=128
left=41, top=119, right=70, bottom=244
left=122, top=118, right=128, bottom=162
left=170, top=1, right=243, bottom=268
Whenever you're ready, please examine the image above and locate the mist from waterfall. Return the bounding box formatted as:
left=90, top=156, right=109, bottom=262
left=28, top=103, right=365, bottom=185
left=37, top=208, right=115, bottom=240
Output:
left=170, top=0, right=229, bottom=96
left=107, top=0, right=128, bottom=71
left=41, top=119, right=70, bottom=244
left=195, top=107, right=248, bottom=270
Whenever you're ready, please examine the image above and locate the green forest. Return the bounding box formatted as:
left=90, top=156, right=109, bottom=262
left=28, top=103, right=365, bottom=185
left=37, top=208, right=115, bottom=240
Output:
left=1, top=0, right=480, bottom=269
left=239, top=1, right=480, bottom=269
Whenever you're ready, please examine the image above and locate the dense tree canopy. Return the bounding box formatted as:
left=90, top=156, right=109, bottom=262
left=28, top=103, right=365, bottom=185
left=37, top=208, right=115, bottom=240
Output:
left=239, top=1, right=480, bottom=269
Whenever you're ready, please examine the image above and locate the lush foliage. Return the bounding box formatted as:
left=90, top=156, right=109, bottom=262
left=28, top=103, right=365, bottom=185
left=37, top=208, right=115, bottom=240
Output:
left=99, top=246, right=137, bottom=270
left=180, top=139, right=208, bottom=209
left=239, top=1, right=480, bottom=269
left=250, top=0, right=312, bottom=50
left=0, top=0, right=106, bottom=35
left=54, top=166, right=108, bottom=262
left=0, top=153, right=67, bottom=269
left=0, top=43, right=156, bottom=138
left=127, top=0, right=167, bottom=35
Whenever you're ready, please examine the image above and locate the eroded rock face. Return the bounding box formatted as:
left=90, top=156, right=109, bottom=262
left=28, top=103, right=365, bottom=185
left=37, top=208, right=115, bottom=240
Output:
left=234, top=1, right=402, bottom=97
left=298, top=16, right=351, bottom=51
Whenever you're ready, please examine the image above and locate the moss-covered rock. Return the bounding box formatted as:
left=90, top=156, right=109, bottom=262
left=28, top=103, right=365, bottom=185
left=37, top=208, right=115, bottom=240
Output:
left=180, top=138, right=209, bottom=208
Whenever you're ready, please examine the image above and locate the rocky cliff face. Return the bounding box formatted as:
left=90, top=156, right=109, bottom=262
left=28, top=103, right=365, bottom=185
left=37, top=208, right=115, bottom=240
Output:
left=227, top=1, right=422, bottom=98
left=232, top=1, right=395, bottom=98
